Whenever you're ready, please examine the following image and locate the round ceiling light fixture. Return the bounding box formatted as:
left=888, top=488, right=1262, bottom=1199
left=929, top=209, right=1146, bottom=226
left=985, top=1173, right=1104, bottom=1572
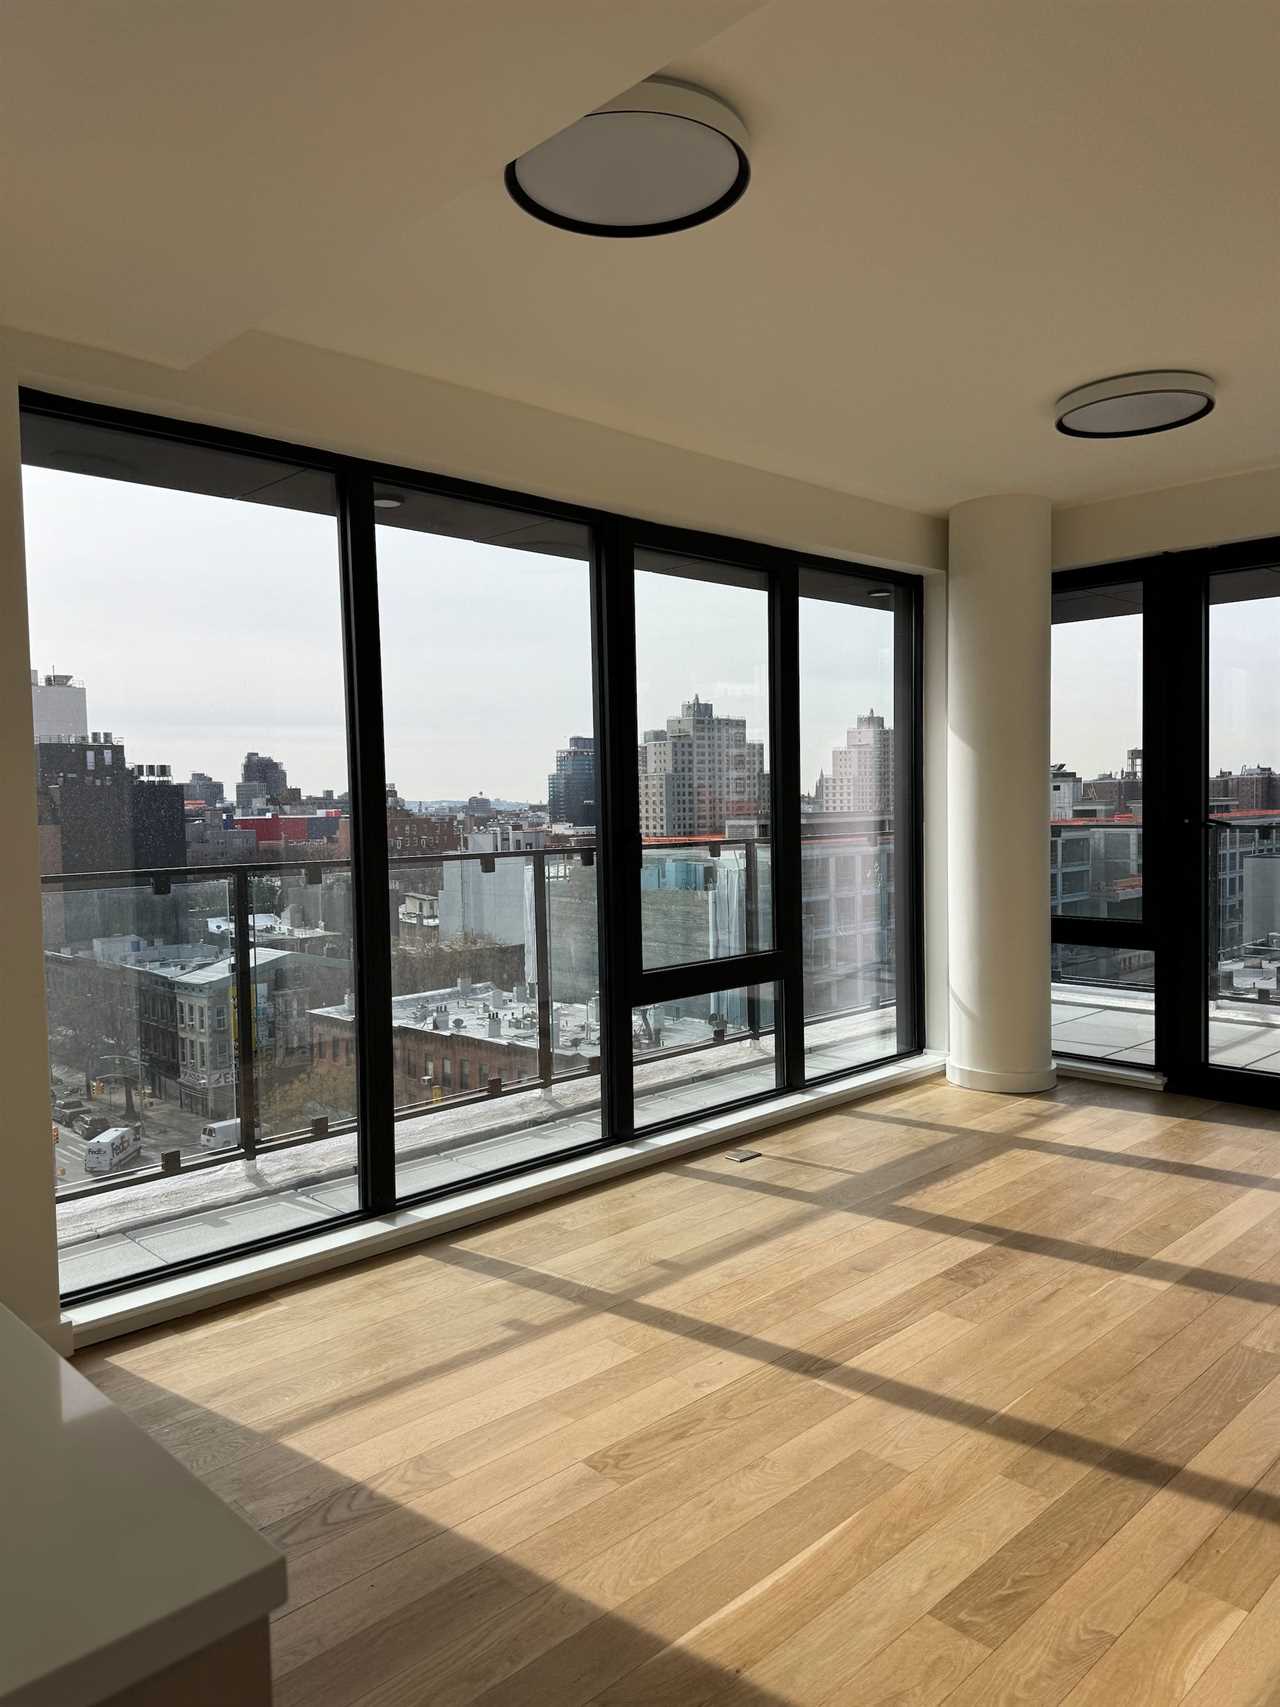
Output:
left=505, top=77, right=749, bottom=237
left=372, top=492, right=405, bottom=509
left=1054, top=371, right=1215, bottom=439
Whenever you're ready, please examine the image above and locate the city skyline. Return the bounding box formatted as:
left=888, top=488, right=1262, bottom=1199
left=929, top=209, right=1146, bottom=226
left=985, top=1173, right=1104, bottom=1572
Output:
left=28, top=464, right=1280, bottom=808
left=23, top=465, right=903, bottom=804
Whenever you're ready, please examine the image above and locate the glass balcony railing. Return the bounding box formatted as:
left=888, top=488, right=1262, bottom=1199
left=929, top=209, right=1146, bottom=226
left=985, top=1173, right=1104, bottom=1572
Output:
left=47, top=838, right=899, bottom=1293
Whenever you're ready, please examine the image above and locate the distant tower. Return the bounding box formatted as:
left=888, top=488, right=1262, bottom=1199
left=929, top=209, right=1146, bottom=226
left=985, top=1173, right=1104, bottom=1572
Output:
left=547, top=736, right=596, bottom=827
left=818, top=711, right=894, bottom=816
left=636, top=697, right=768, bottom=837
left=30, top=668, right=87, bottom=744
left=236, top=751, right=289, bottom=810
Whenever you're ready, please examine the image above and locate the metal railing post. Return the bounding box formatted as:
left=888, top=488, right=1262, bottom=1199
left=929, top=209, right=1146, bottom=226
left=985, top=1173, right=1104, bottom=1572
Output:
left=744, top=840, right=761, bottom=1038
left=533, top=850, right=554, bottom=1086
left=232, top=867, right=258, bottom=1159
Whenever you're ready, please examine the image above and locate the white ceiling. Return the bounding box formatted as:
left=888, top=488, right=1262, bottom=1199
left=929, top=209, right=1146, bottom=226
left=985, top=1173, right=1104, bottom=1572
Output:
left=4, top=0, right=1279, bottom=512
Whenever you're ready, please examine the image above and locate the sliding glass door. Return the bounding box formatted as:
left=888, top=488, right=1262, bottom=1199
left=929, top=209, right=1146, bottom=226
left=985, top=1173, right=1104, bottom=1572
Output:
left=1049, top=575, right=1155, bottom=1068
left=1205, top=565, right=1280, bottom=1082
left=1051, top=541, right=1280, bottom=1106
left=20, top=391, right=925, bottom=1302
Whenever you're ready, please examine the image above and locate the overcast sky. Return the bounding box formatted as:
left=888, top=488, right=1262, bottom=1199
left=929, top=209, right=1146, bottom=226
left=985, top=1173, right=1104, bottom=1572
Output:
left=29, top=467, right=1273, bottom=801
left=1053, top=604, right=1280, bottom=778
left=1051, top=615, right=1143, bottom=778
left=23, top=468, right=898, bottom=803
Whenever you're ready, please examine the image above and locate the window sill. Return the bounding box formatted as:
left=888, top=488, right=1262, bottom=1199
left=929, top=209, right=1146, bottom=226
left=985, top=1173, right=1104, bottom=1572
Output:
left=67, top=1051, right=944, bottom=1349
left=1054, top=1055, right=1166, bottom=1090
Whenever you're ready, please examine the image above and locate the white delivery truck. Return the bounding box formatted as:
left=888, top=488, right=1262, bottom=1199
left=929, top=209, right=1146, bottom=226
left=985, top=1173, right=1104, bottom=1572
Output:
left=83, top=1126, right=143, bottom=1175
left=199, top=1118, right=241, bottom=1150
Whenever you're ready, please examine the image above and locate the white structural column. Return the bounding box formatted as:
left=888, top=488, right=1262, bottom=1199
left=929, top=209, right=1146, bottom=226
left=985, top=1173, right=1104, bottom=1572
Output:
left=0, top=348, right=65, bottom=1344
left=946, top=494, right=1056, bottom=1093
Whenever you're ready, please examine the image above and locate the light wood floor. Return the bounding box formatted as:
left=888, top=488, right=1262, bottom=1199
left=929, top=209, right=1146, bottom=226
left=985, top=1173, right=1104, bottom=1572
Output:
left=79, top=1074, right=1280, bottom=1706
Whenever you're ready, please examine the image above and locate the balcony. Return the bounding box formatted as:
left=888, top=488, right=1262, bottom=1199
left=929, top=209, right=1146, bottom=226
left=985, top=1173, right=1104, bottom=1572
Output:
left=45, top=837, right=900, bottom=1295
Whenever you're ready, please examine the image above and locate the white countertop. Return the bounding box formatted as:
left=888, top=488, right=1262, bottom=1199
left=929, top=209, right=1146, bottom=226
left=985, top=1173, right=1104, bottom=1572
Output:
left=0, top=1304, right=285, bottom=1707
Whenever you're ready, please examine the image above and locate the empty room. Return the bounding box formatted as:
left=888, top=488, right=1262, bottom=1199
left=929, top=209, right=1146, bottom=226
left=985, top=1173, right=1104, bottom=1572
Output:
left=4, top=4, right=1280, bottom=1704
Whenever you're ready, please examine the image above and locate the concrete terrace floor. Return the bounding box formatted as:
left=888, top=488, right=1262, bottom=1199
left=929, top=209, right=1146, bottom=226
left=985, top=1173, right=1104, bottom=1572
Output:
left=1052, top=984, right=1280, bottom=1074
left=57, top=1012, right=901, bottom=1294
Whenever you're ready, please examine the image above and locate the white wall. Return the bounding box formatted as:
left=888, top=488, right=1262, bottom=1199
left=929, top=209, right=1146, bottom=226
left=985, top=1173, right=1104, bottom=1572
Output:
left=1055, top=464, right=1280, bottom=568
left=11, top=327, right=946, bottom=575
left=0, top=346, right=65, bottom=1346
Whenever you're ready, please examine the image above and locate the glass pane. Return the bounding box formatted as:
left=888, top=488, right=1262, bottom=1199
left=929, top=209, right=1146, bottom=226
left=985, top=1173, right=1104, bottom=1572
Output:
left=633, top=984, right=777, bottom=1130
left=634, top=551, right=771, bottom=967
left=375, top=488, right=601, bottom=1196
left=639, top=841, right=771, bottom=969
left=22, top=416, right=358, bottom=1295
left=1208, top=567, right=1280, bottom=1073
left=1050, top=580, right=1143, bottom=917
left=1051, top=943, right=1155, bottom=1065
left=252, top=864, right=359, bottom=1140
left=799, top=569, right=900, bottom=1074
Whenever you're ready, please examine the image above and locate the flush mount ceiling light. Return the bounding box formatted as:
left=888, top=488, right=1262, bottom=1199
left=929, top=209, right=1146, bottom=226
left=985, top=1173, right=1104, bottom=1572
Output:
left=505, top=77, right=749, bottom=237
left=372, top=493, right=405, bottom=509
left=1054, top=371, right=1216, bottom=439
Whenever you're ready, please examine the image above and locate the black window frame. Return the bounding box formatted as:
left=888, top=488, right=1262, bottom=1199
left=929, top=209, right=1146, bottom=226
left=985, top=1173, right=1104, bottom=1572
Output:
left=20, top=387, right=925, bottom=1304
left=1049, top=564, right=1158, bottom=1067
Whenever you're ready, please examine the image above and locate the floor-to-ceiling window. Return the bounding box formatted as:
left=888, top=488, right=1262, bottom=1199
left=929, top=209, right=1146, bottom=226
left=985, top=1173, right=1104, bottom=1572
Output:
left=22, top=406, right=360, bottom=1293
left=798, top=568, right=914, bottom=1076
left=374, top=485, right=603, bottom=1195
left=1049, top=575, right=1154, bottom=1067
left=631, top=549, right=779, bottom=1125
left=20, top=393, right=925, bottom=1302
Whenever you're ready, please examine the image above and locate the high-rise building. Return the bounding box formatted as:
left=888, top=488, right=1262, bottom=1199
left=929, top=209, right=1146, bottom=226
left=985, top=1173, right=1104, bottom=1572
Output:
left=547, top=735, right=596, bottom=827
left=30, top=669, right=88, bottom=744
left=818, top=711, right=894, bottom=816
left=36, top=739, right=186, bottom=875
left=637, top=696, right=768, bottom=837
left=183, top=772, right=226, bottom=807
left=236, top=751, right=289, bottom=810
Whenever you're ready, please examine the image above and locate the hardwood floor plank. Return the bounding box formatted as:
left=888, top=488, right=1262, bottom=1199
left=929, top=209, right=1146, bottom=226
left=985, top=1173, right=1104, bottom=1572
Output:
left=1057, top=1579, right=1243, bottom=1707
left=1178, top=1566, right=1280, bottom=1706
left=939, top=1369, right=1280, bottom=1707
left=1003, top=1288, right=1280, bottom=1503
left=1177, top=1451, right=1280, bottom=1612
left=720, top=1476, right=1047, bottom=1704
left=931, top=1342, right=1280, bottom=1649
left=587, top=1382, right=1080, bottom=1707
left=462, top=1451, right=902, bottom=1707
left=816, top=1614, right=990, bottom=1706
